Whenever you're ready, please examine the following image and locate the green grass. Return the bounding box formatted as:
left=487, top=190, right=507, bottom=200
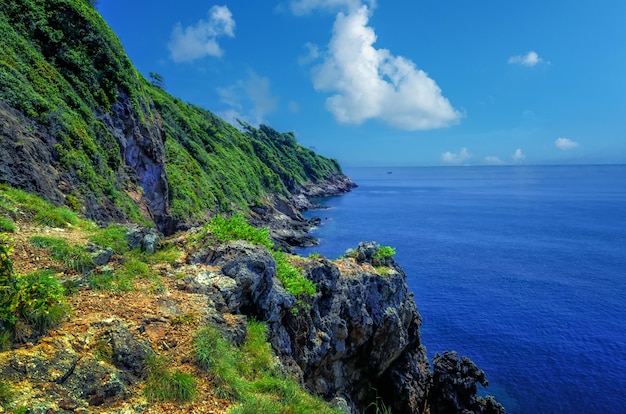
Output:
left=1, top=268, right=69, bottom=346
left=87, top=253, right=164, bottom=293
left=0, top=185, right=82, bottom=228
left=193, top=321, right=339, bottom=413
left=88, top=223, right=129, bottom=253
left=29, top=235, right=94, bottom=272
left=143, top=354, right=197, bottom=403
left=0, top=217, right=17, bottom=232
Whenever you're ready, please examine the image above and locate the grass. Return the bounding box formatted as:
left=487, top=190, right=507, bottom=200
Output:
left=29, top=235, right=94, bottom=273
left=0, top=217, right=17, bottom=233
left=193, top=321, right=339, bottom=413
left=88, top=223, right=129, bottom=254
left=0, top=185, right=82, bottom=228
left=143, top=354, right=197, bottom=403
left=87, top=255, right=164, bottom=293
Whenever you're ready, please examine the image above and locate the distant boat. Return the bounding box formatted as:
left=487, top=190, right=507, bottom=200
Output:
left=387, top=171, right=393, bottom=174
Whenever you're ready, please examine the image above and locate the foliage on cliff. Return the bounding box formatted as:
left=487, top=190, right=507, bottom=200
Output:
left=0, top=0, right=343, bottom=228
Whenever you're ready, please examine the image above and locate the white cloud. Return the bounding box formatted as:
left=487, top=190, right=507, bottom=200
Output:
left=289, top=0, right=375, bottom=15
left=555, top=137, right=579, bottom=150
left=217, top=71, right=278, bottom=126
left=307, top=5, right=461, bottom=130
left=441, top=148, right=471, bottom=164
left=168, top=5, right=235, bottom=63
left=511, top=148, right=526, bottom=162
left=508, top=51, right=548, bottom=67
left=484, top=156, right=505, bottom=165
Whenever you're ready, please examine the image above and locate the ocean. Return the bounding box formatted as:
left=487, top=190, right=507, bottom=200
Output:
left=294, top=165, right=626, bottom=414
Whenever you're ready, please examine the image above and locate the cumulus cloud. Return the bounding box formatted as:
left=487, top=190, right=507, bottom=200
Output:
left=555, top=137, right=579, bottom=150
left=441, top=148, right=471, bottom=164
left=511, top=148, right=526, bottom=162
left=508, top=51, right=548, bottom=67
left=484, top=156, right=505, bottom=165
left=217, top=71, right=278, bottom=125
left=296, top=4, right=461, bottom=130
left=168, top=5, right=235, bottom=62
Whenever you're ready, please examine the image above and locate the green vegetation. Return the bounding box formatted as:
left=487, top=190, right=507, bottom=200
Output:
left=194, top=321, right=338, bottom=413
left=30, top=235, right=94, bottom=272
left=1, top=237, right=69, bottom=347
left=87, top=254, right=163, bottom=293
left=144, top=354, right=197, bottom=403
left=209, top=213, right=272, bottom=249
left=0, top=380, right=14, bottom=409
left=0, top=217, right=17, bottom=232
left=374, top=245, right=396, bottom=260
left=207, top=213, right=316, bottom=297
left=0, top=185, right=82, bottom=228
left=88, top=223, right=129, bottom=254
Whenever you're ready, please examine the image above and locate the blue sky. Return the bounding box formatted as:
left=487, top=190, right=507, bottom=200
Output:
left=98, top=0, right=626, bottom=167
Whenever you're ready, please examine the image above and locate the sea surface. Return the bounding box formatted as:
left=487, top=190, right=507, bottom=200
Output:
left=295, top=165, right=626, bottom=414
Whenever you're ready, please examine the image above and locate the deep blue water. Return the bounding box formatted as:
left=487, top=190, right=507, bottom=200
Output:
left=295, top=165, right=626, bottom=414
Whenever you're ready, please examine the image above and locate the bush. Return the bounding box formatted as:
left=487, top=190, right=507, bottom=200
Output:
left=374, top=245, right=396, bottom=260
left=208, top=213, right=272, bottom=249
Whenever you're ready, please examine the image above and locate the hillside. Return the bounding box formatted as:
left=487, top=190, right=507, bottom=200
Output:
left=0, top=0, right=351, bottom=235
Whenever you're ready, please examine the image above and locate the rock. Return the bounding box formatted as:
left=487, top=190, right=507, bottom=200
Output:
left=126, top=226, right=160, bottom=253
left=193, top=240, right=429, bottom=413
left=429, top=351, right=505, bottom=414
left=86, top=243, right=113, bottom=266
left=104, top=323, right=155, bottom=379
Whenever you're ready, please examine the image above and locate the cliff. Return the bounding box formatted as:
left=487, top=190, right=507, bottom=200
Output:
left=0, top=0, right=353, bottom=235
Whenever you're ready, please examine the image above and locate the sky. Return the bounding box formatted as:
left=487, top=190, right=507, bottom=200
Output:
left=98, top=0, right=626, bottom=167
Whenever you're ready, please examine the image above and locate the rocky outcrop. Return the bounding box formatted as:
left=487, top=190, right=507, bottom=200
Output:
left=249, top=173, right=357, bottom=252
left=187, top=240, right=501, bottom=413
left=430, top=351, right=505, bottom=414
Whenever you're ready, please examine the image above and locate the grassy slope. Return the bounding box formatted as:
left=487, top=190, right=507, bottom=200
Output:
left=0, top=0, right=343, bottom=225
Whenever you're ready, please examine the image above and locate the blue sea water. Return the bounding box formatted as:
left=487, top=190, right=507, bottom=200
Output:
left=295, top=165, right=626, bottom=414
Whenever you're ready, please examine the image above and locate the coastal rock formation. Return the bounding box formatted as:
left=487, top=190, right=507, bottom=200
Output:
left=190, top=240, right=496, bottom=413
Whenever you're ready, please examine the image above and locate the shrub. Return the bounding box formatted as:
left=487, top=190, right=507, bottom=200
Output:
left=1, top=269, right=69, bottom=341
left=208, top=213, right=272, bottom=249
left=272, top=250, right=315, bottom=297
left=374, top=245, right=396, bottom=260
left=0, top=380, right=14, bottom=409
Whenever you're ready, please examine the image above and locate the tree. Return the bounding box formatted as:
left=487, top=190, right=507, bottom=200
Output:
left=149, top=72, right=164, bottom=89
